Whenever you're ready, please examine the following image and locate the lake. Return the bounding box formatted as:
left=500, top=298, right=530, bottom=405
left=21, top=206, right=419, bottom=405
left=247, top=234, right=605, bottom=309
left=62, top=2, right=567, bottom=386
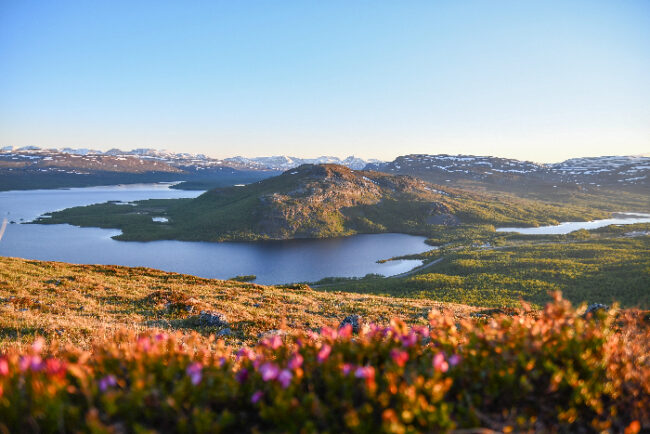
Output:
left=496, top=213, right=650, bottom=235
left=0, top=184, right=430, bottom=284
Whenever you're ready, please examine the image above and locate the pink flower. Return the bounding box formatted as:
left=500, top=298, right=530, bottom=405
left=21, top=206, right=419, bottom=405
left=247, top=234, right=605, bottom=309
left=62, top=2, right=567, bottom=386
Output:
left=400, top=333, right=417, bottom=348
left=355, top=365, right=375, bottom=379
left=236, top=347, right=257, bottom=361
left=98, top=375, right=117, bottom=391
left=251, top=390, right=264, bottom=404
left=278, top=369, right=293, bottom=388
left=390, top=349, right=409, bottom=367
left=235, top=368, right=249, bottom=383
left=433, top=353, right=449, bottom=373
left=186, top=362, right=203, bottom=385
left=18, top=356, right=30, bottom=372
left=0, top=358, right=8, bottom=376
left=320, top=326, right=337, bottom=340
left=317, top=344, right=331, bottom=363
left=154, top=333, right=169, bottom=342
left=137, top=336, right=151, bottom=352
left=413, top=326, right=430, bottom=338
left=259, top=362, right=279, bottom=381
left=448, top=354, right=461, bottom=367
left=338, top=324, right=353, bottom=338
left=45, top=358, right=66, bottom=377
left=32, top=337, right=45, bottom=353
left=288, top=353, right=303, bottom=370
left=341, top=363, right=354, bottom=375
left=262, top=335, right=283, bottom=350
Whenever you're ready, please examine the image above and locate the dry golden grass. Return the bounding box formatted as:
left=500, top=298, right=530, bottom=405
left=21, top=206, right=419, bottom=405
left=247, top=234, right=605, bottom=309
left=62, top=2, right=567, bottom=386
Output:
left=0, top=256, right=478, bottom=350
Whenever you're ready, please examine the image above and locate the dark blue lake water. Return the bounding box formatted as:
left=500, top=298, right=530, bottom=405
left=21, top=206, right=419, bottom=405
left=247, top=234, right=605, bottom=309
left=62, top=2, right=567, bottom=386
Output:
left=0, top=184, right=430, bottom=284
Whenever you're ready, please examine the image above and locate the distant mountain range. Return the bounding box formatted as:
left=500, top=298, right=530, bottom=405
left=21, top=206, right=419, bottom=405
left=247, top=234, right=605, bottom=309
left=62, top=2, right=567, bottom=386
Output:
left=224, top=155, right=383, bottom=170
left=1, top=146, right=648, bottom=195
left=367, top=154, right=649, bottom=190
left=0, top=146, right=379, bottom=171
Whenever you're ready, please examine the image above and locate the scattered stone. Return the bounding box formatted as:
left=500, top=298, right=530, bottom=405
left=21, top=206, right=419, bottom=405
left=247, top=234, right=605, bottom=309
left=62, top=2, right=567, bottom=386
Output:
left=217, top=328, right=233, bottom=337
left=197, top=311, right=228, bottom=327
left=339, top=315, right=363, bottom=334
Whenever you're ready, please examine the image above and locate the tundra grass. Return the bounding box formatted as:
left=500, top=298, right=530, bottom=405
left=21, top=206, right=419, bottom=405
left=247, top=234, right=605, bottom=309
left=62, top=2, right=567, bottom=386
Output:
left=0, top=256, right=477, bottom=350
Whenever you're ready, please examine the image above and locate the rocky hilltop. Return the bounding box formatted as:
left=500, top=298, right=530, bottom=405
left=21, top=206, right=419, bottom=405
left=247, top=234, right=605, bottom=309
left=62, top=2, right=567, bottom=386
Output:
left=190, top=164, right=454, bottom=239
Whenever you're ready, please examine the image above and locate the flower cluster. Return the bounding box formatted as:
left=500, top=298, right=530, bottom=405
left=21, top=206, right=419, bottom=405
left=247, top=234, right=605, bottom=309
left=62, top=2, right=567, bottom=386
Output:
left=0, top=293, right=646, bottom=433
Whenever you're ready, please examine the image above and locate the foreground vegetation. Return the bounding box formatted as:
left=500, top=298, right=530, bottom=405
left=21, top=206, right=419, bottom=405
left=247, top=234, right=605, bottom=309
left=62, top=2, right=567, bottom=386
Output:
left=0, top=294, right=647, bottom=432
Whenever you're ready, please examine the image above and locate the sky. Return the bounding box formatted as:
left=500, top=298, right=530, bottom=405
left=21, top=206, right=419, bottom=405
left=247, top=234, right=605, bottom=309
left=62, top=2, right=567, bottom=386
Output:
left=1, top=1, right=649, bottom=163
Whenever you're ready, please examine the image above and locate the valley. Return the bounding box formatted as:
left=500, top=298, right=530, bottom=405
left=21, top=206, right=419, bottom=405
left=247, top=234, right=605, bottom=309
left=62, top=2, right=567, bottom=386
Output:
left=33, top=163, right=609, bottom=242
left=1, top=150, right=648, bottom=432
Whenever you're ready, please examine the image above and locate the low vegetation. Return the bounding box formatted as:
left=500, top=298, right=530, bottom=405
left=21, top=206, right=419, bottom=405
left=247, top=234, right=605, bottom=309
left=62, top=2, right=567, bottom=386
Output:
left=318, top=225, right=650, bottom=309
left=0, top=257, right=476, bottom=349
left=0, top=294, right=647, bottom=432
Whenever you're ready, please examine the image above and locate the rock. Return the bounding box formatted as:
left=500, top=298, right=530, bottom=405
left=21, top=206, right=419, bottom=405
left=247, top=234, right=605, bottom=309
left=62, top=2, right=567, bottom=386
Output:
left=198, top=311, right=228, bottom=327
left=258, top=329, right=286, bottom=339
left=217, top=328, right=232, bottom=337
left=584, top=303, right=609, bottom=316
left=426, top=213, right=460, bottom=226
left=339, top=315, right=363, bottom=334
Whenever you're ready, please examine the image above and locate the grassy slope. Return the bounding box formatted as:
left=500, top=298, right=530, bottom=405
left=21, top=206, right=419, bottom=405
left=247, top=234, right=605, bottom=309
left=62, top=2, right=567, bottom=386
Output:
left=34, top=165, right=608, bottom=242
left=0, top=256, right=477, bottom=349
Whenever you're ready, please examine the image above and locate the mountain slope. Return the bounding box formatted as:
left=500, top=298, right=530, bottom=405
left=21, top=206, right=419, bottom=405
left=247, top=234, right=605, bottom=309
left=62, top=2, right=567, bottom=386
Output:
left=0, top=147, right=279, bottom=191
left=367, top=154, right=650, bottom=188
left=367, top=154, right=650, bottom=211
left=36, top=164, right=606, bottom=242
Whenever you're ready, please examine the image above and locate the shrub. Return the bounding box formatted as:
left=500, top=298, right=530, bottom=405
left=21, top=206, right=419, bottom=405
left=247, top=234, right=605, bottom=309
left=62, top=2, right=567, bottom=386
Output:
left=0, top=293, right=646, bottom=432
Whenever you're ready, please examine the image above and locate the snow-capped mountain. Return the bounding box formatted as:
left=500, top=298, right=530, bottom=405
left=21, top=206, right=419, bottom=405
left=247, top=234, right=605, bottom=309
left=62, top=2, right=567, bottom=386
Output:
left=2, top=146, right=647, bottom=192
left=367, top=154, right=650, bottom=189
left=224, top=155, right=382, bottom=170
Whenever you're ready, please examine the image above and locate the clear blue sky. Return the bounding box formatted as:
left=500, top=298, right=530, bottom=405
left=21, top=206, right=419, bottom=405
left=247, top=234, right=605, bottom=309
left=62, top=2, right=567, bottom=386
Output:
left=1, top=0, right=648, bottom=162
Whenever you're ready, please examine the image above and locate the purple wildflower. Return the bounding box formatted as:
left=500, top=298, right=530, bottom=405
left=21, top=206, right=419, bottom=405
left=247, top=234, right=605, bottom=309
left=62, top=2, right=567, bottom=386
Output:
left=251, top=390, right=264, bottom=404
left=288, top=353, right=303, bottom=371
left=235, top=368, right=249, bottom=383
left=278, top=369, right=293, bottom=388
left=259, top=362, right=280, bottom=381
left=355, top=365, right=375, bottom=379
left=400, top=332, right=417, bottom=348
left=98, top=375, right=117, bottom=392
left=186, top=362, right=203, bottom=385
